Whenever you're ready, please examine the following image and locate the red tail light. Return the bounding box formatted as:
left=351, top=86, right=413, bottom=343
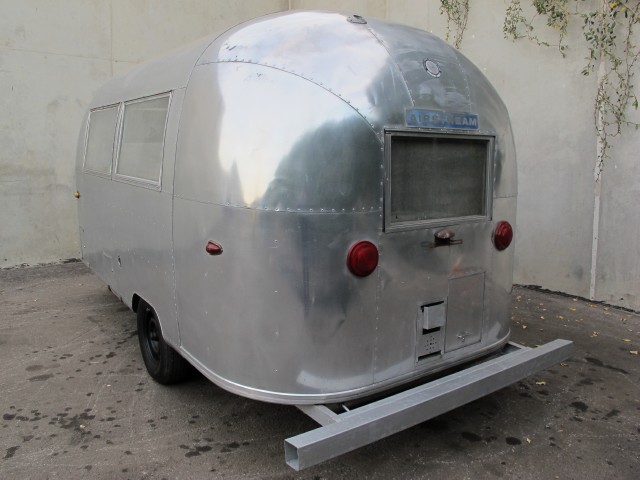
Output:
left=347, top=241, right=379, bottom=277
left=205, top=241, right=223, bottom=256
left=493, top=221, right=513, bottom=251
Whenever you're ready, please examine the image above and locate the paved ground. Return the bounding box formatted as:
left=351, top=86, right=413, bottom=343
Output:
left=0, top=262, right=638, bottom=479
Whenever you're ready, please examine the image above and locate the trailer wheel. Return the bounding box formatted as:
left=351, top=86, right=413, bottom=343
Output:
left=137, top=300, right=190, bottom=384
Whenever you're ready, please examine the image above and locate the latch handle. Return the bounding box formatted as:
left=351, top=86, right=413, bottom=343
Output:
left=434, top=229, right=455, bottom=245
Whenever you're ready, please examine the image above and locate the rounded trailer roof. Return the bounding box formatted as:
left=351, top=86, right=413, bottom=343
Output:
left=201, top=10, right=509, bottom=136
left=90, top=11, right=516, bottom=198
left=93, top=11, right=509, bottom=134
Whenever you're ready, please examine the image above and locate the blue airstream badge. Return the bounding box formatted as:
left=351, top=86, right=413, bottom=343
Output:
left=406, top=109, right=479, bottom=130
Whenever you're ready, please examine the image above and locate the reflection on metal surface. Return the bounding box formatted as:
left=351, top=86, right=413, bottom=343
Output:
left=176, top=62, right=382, bottom=211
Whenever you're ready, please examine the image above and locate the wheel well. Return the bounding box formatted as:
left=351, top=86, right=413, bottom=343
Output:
left=132, top=294, right=141, bottom=313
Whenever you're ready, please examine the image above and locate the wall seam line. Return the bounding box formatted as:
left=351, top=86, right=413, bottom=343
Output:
left=110, top=0, right=114, bottom=77
left=589, top=60, right=606, bottom=301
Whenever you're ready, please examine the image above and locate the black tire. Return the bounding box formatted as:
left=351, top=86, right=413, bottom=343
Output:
left=137, top=300, right=190, bottom=384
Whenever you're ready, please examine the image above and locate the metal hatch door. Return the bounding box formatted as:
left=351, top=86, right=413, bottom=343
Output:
left=375, top=131, right=493, bottom=383
left=446, top=272, right=485, bottom=351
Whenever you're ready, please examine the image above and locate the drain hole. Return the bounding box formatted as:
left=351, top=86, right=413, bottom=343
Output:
left=422, top=326, right=440, bottom=335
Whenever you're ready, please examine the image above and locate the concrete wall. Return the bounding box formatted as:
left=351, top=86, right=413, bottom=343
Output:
left=0, top=0, right=288, bottom=267
left=384, top=1, right=599, bottom=301
left=596, top=89, right=640, bottom=310
left=1, top=1, right=637, bottom=310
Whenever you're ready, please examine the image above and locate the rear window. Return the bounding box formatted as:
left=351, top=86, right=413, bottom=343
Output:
left=386, top=133, right=492, bottom=230
left=84, top=105, right=119, bottom=176
left=115, top=94, right=170, bottom=185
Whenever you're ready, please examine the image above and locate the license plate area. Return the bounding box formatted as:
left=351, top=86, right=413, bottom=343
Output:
left=445, top=273, right=484, bottom=352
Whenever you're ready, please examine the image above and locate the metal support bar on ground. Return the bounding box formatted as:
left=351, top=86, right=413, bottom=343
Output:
left=296, top=404, right=341, bottom=426
left=285, top=339, right=574, bottom=470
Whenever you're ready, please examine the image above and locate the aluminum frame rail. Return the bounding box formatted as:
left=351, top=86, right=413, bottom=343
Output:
left=285, top=339, right=574, bottom=470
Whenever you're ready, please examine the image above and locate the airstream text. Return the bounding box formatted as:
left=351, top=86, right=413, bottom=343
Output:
left=406, top=109, right=479, bottom=129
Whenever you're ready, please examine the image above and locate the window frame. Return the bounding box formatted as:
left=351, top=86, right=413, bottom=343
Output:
left=384, top=129, right=494, bottom=232
left=82, top=103, right=121, bottom=178
left=112, top=92, right=172, bottom=190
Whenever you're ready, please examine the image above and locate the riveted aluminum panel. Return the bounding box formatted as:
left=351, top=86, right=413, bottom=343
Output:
left=365, top=18, right=473, bottom=113
left=174, top=62, right=383, bottom=213
left=173, top=205, right=381, bottom=402
left=445, top=272, right=485, bottom=352
left=366, top=17, right=516, bottom=198
left=197, top=11, right=413, bottom=136
left=376, top=219, right=499, bottom=383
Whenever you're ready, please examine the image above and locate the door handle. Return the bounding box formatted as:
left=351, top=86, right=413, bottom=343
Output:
left=426, top=229, right=463, bottom=248
left=435, top=229, right=455, bottom=244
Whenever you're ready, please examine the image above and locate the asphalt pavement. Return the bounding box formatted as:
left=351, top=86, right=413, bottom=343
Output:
left=1, top=262, right=638, bottom=479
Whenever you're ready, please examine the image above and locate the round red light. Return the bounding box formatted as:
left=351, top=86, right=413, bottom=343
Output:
left=205, top=241, right=223, bottom=256
left=347, top=241, right=379, bottom=277
left=493, top=221, right=513, bottom=251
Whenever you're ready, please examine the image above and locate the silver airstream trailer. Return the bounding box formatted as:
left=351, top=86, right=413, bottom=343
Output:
left=76, top=11, right=573, bottom=469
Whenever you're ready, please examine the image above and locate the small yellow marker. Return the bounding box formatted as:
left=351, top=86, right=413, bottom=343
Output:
left=74, top=191, right=80, bottom=199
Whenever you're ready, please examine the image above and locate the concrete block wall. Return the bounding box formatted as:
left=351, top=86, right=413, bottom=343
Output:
left=1, top=0, right=637, bottom=310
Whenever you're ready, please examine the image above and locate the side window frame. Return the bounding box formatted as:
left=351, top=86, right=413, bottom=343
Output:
left=113, top=92, right=172, bottom=190
left=82, top=104, right=121, bottom=178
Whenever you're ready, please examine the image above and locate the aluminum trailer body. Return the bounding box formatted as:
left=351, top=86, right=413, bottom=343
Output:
left=76, top=10, right=572, bottom=469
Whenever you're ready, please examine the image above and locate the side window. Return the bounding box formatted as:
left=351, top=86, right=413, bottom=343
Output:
left=84, top=105, right=119, bottom=176
left=115, top=94, right=170, bottom=186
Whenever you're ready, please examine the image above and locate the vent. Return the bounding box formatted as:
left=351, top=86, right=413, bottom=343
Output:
left=417, top=327, right=442, bottom=361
